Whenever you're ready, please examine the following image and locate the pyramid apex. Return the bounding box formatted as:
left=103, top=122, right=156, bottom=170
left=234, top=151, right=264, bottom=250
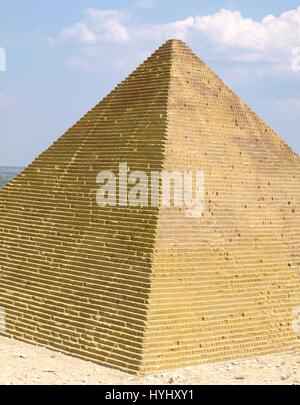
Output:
left=164, top=38, right=188, bottom=47
left=157, top=38, right=192, bottom=55
left=166, top=38, right=186, bottom=44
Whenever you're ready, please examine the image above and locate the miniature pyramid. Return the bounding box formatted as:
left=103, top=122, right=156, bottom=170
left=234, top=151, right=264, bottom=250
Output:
left=0, top=40, right=300, bottom=374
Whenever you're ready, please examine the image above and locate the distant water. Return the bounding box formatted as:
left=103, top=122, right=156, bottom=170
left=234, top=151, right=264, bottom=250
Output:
left=0, top=167, right=24, bottom=189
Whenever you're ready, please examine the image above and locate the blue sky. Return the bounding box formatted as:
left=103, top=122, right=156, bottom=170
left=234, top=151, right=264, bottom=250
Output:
left=1, top=0, right=300, bottom=166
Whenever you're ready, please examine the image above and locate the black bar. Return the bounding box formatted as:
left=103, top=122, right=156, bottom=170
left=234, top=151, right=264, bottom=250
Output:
left=0, top=385, right=299, bottom=402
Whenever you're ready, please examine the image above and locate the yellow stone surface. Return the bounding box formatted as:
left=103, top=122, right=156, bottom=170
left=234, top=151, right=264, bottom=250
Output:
left=0, top=40, right=300, bottom=374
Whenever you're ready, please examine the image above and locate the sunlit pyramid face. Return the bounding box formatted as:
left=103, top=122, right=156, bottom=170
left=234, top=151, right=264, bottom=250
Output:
left=0, top=39, right=299, bottom=374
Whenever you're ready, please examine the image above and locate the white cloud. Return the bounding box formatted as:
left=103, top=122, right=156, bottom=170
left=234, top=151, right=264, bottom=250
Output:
left=57, top=22, right=97, bottom=45
left=178, top=7, right=300, bottom=62
left=52, top=9, right=130, bottom=45
left=151, top=17, right=195, bottom=41
left=193, top=10, right=266, bottom=51
left=50, top=6, right=300, bottom=70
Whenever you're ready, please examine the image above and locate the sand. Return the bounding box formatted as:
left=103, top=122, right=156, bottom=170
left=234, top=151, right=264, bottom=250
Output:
left=0, top=336, right=299, bottom=385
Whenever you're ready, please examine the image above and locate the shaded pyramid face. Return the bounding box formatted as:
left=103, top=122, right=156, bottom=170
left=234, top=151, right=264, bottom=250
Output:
left=0, top=40, right=300, bottom=374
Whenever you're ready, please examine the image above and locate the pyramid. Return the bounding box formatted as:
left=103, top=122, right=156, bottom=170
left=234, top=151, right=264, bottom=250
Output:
left=0, top=40, right=300, bottom=374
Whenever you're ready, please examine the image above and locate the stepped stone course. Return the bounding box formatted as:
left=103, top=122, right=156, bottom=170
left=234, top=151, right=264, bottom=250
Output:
left=0, top=40, right=300, bottom=374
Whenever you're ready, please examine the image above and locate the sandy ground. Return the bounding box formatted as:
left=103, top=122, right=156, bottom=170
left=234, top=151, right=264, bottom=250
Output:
left=0, top=336, right=299, bottom=385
